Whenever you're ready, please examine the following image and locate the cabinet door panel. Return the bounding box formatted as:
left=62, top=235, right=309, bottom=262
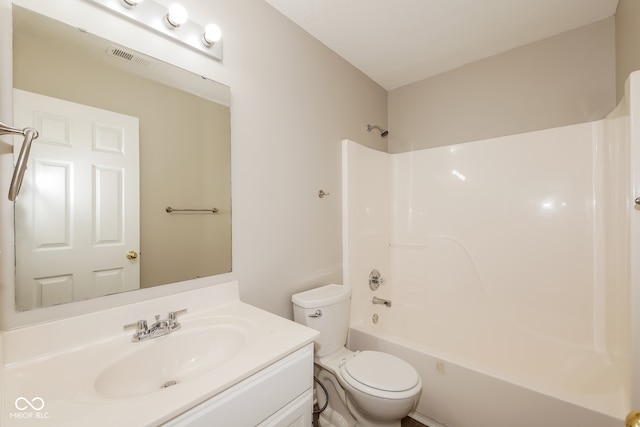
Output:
left=164, top=344, right=313, bottom=427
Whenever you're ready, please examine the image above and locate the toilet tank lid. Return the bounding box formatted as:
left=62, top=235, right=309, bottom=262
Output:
left=291, top=284, right=351, bottom=308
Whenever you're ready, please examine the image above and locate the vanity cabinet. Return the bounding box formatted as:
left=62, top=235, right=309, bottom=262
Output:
left=164, top=344, right=314, bottom=427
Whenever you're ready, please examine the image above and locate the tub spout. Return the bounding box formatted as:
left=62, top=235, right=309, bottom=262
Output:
left=372, top=296, right=392, bottom=307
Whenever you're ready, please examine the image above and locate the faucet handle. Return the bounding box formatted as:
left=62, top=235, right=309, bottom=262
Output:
left=168, top=309, right=187, bottom=321
left=123, top=319, right=148, bottom=332
left=167, top=309, right=187, bottom=329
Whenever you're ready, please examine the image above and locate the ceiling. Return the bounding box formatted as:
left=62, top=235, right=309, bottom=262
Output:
left=264, top=0, right=620, bottom=90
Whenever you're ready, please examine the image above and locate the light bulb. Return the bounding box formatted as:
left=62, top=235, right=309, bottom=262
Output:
left=166, top=4, right=188, bottom=28
left=203, top=23, right=222, bottom=46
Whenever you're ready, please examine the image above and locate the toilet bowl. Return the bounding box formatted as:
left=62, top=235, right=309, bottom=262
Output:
left=318, top=347, right=422, bottom=426
left=292, top=284, right=422, bottom=427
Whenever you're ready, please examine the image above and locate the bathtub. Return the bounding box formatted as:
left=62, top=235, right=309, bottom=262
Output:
left=341, top=77, right=637, bottom=426
left=348, top=309, right=624, bottom=427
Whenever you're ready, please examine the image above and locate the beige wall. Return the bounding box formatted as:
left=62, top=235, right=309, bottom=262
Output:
left=198, top=0, right=388, bottom=317
left=388, top=17, right=616, bottom=152
left=616, top=0, right=640, bottom=102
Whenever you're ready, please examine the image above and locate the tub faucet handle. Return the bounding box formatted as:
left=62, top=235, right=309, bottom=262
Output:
left=369, top=269, right=385, bottom=290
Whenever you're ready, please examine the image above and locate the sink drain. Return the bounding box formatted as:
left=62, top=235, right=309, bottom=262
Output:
left=161, top=380, right=178, bottom=389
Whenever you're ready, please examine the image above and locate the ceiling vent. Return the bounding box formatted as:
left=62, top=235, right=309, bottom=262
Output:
left=106, top=44, right=156, bottom=69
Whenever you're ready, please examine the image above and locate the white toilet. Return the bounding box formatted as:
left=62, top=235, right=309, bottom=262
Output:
left=292, top=284, right=422, bottom=427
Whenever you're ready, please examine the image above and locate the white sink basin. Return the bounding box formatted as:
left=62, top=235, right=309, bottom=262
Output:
left=94, top=325, right=246, bottom=398
left=2, top=282, right=320, bottom=427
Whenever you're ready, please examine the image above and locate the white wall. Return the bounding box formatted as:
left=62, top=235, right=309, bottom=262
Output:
left=0, top=0, right=387, bottom=328
left=342, top=140, right=390, bottom=325
left=390, top=126, right=599, bottom=348
left=346, top=123, right=603, bottom=349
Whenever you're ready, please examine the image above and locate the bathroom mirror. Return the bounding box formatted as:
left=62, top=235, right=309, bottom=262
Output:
left=11, top=7, right=231, bottom=311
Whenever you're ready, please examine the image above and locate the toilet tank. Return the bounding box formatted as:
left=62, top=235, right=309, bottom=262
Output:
left=291, top=284, right=351, bottom=357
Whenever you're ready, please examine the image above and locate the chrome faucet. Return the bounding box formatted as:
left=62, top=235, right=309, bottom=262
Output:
left=124, top=309, right=187, bottom=342
left=372, top=296, right=392, bottom=307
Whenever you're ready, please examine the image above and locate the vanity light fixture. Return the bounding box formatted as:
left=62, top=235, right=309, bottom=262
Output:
left=85, top=0, right=223, bottom=61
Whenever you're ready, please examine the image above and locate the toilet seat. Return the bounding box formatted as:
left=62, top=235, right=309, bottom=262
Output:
left=339, top=351, right=420, bottom=399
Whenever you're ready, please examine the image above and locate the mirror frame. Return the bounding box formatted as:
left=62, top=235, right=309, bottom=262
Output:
left=0, top=0, right=234, bottom=330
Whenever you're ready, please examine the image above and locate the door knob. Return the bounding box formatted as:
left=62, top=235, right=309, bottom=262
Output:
left=126, top=251, right=138, bottom=260
left=627, top=411, right=640, bottom=427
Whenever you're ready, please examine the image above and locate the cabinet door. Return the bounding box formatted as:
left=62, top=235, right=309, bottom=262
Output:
left=257, top=390, right=312, bottom=427
left=164, top=344, right=313, bottom=427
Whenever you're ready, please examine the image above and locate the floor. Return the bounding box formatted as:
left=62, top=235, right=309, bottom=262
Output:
left=401, top=416, right=429, bottom=427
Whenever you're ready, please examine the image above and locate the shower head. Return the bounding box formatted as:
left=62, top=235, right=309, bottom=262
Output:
left=367, top=124, right=389, bottom=137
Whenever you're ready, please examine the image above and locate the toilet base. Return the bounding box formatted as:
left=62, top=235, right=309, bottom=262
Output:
left=317, top=410, right=351, bottom=427
left=346, top=395, right=402, bottom=427
left=315, top=367, right=402, bottom=427
left=316, top=368, right=356, bottom=427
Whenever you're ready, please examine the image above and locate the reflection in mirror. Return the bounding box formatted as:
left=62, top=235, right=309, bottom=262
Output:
left=12, top=7, right=231, bottom=311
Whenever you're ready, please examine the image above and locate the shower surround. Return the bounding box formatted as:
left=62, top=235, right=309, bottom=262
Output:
left=342, top=73, right=640, bottom=427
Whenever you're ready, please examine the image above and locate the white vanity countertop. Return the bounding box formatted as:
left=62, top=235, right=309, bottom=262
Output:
left=0, top=281, right=319, bottom=426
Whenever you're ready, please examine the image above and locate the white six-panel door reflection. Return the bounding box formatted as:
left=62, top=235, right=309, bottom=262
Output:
left=13, top=89, right=140, bottom=310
